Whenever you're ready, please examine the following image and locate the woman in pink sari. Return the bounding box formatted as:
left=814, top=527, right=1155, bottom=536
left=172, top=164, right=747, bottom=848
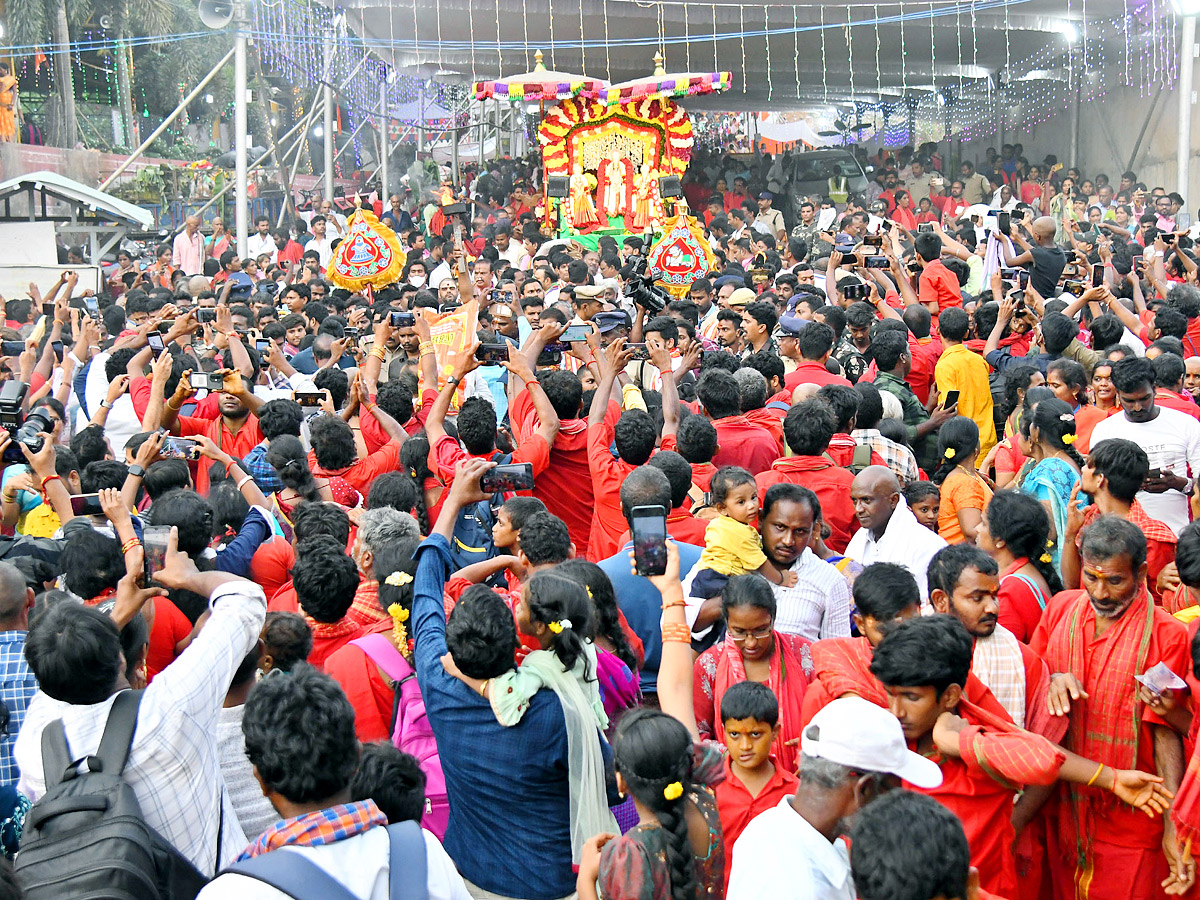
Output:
left=693, top=574, right=813, bottom=773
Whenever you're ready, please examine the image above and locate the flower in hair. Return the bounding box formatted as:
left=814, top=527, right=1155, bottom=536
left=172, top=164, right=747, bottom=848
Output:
left=944, top=447, right=956, bottom=459
left=1062, top=434, right=1077, bottom=445
left=385, top=570, right=413, bottom=587
left=548, top=621, right=563, bottom=634
left=1040, top=553, right=1053, bottom=564
left=663, top=781, right=684, bottom=801
left=387, top=603, right=410, bottom=624
left=1060, top=413, right=1074, bottom=422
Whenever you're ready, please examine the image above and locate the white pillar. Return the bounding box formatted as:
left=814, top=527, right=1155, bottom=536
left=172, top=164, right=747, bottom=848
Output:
left=379, top=79, right=390, bottom=205
left=1179, top=15, right=1197, bottom=206
left=234, top=12, right=249, bottom=258
left=323, top=37, right=335, bottom=200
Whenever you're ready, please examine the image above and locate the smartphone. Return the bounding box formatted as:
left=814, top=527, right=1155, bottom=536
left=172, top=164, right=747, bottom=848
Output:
left=1000, top=267, right=1023, bottom=282
left=861, top=233, right=884, bottom=247
left=630, top=504, right=668, bottom=577
left=863, top=256, right=889, bottom=269
left=1091, top=264, right=1105, bottom=288
left=626, top=342, right=651, bottom=361
left=1179, top=212, right=1192, bottom=231
left=143, top=525, right=172, bottom=586
left=294, top=391, right=326, bottom=407
left=344, top=327, right=359, bottom=341
left=839, top=253, right=860, bottom=267
left=917, top=222, right=935, bottom=233
left=69, top=492, right=105, bottom=517
left=390, top=310, right=415, bottom=327
left=147, top=332, right=165, bottom=353
left=197, top=307, right=217, bottom=323
left=1164, top=233, right=1178, bottom=245
left=1062, top=280, right=1086, bottom=297
left=559, top=324, right=593, bottom=343
left=997, top=212, right=1011, bottom=237
left=0, top=341, right=24, bottom=356
left=161, top=437, right=200, bottom=461
left=190, top=372, right=224, bottom=391
left=475, top=342, right=510, bottom=364
left=51, top=340, right=63, bottom=362
left=479, top=462, right=534, bottom=493
left=41, top=303, right=54, bottom=319
left=941, top=390, right=960, bottom=409
left=255, top=338, right=272, bottom=354
left=85, top=296, right=99, bottom=316
left=842, top=283, right=869, bottom=301
left=1018, top=270, right=1030, bottom=289
left=1063, top=263, right=1080, bottom=277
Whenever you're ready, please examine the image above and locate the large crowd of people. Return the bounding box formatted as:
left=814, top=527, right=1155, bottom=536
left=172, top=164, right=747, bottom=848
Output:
left=2, top=140, right=1200, bottom=900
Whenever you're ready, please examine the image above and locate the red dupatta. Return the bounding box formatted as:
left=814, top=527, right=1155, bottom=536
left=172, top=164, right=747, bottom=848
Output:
left=712, top=631, right=811, bottom=773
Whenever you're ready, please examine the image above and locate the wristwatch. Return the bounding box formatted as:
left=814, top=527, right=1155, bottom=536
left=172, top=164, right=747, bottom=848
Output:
left=127, top=464, right=146, bottom=479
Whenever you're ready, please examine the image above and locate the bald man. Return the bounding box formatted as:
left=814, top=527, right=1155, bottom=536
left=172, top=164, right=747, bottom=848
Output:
left=844, top=466, right=947, bottom=605
left=0, top=561, right=36, bottom=786
left=1000, top=214, right=1067, bottom=298
left=172, top=215, right=206, bottom=276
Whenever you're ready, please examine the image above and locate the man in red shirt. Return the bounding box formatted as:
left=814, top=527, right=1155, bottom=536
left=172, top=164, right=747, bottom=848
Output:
left=158, top=368, right=264, bottom=496
left=915, top=232, right=962, bottom=315
left=755, top=398, right=858, bottom=553
left=697, top=369, right=777, bottom=475
left=873, top=614, right=1174, bottom=900
left=587, top=338, right=655, bottom=561
left=783, top=322, right=852, bottom=395
left=425, top=341, right=558, bottom=488
left=816, top=384, right=886, bottom=471
left=292, top=535, right=364, bottom=667
left=615, top=451, right=708, bottom=548
left=1031, top=516, right=1190, bottom=900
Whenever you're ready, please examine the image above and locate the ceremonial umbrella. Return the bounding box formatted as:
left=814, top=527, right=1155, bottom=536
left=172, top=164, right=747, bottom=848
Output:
left=473, top=50, right=608, bottom=104
left=600, top=53, right=732, bottom=107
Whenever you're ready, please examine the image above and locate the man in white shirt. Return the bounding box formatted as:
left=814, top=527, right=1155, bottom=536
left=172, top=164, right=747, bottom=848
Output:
left=198, top=665, right=470, bottom=900
left=760, top=483, right=851, bottom=641
left=1089, top=356, right=1200, bottom=535
left=845, top=466, right=947, bottom=603
left=304, top=216, right=335, bottom=270
left=16, top=534, right=265, bottom=874
left=726, top=696, right=942, bottom=900
left=246, top=215, right=277, bottom=264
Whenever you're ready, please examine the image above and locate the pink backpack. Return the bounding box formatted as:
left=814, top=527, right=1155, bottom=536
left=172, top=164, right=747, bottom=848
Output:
left=350, top=634, right=449, bottom=840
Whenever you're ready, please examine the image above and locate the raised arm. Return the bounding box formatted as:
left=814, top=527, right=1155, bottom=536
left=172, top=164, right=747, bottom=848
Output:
left=502, top=343, right=559, bottom=446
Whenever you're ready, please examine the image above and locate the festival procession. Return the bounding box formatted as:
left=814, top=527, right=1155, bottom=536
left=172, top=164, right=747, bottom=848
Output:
left=0, top=0, right=1197, bottom=898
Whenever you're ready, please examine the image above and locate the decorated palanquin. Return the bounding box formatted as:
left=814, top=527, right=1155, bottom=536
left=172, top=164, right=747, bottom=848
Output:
left=538, top=97, right=693, bottom=236
left=327, top=206, right=404, bottom=295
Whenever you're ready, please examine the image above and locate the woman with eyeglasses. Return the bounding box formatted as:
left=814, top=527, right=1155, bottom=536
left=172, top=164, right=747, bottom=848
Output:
left=692, top=573, right=813, bottom=773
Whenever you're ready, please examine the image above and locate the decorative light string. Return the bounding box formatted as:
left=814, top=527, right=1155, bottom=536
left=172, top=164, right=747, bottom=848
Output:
left=764, top=7, right=773, bottom=101
left=793, top=5, right=801, bottom=98
left=819, top=4, right=828, bottom=103
left=683, top=3, right=691, bottom=71
left=739, top=5, right=747, bottom=92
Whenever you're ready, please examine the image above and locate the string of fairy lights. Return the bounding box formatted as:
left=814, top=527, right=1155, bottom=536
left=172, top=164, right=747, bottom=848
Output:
left=2, top=0, right=1185, bottom=156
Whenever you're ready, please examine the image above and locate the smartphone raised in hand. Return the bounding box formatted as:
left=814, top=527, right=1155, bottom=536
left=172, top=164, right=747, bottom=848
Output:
left=479, top=462, right=534, bottom=494
left=630, top=505, right=668, bottom=577
left=143, top=525, right=172, bottom=586
left=941, top=390, right=960, bottom=410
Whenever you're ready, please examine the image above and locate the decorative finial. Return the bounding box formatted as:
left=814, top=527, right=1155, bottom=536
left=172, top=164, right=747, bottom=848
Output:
left=534, top=49, right=545, bottom=71
left=653, top=52, right=665, bottom=76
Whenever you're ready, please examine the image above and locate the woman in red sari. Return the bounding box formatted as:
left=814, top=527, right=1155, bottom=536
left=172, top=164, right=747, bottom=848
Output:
left=693, top=574, right=813, bottom=773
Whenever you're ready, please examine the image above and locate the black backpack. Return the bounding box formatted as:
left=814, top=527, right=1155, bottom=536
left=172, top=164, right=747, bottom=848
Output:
left=14, top=690, right=210, bottom=900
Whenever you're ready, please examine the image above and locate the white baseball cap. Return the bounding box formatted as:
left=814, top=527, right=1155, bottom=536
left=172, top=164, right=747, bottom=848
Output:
left=801, top=696, right=943, bottom=789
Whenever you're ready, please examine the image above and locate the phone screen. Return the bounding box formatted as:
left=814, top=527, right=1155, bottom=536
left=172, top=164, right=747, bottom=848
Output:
left=479, top=463, right=534, bottom=493
left=942, top=390, right=961, bottom=409
left=475, top=343, right=509, bottom=364
left=626, top=343, right=651, bottom=361
left=147, top=333, right=165, bottom=353
left=69, top=493, right=104, bottom=517
left=1092, top=264, right=1105, bottom=288
left=294, top=391, right=325, bottom=407
left=143, top=526, right=172, bottom=585
left=630, top=505, right=668, bottom=576
left=559, top=324, right=592, bottom=343
left=161, top=437, right=199, bottom=460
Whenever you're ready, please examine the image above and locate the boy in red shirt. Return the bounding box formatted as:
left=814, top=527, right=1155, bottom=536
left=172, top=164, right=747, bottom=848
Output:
left=714, top=681, right=799, bottom=895
left=871, top=614, right=1176, bottom=900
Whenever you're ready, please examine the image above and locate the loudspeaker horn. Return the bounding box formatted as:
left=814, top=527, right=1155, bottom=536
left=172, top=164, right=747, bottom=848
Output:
left=198, top=0, right=234, bottom=29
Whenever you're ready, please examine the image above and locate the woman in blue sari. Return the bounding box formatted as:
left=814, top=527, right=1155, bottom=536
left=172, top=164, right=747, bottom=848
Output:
left=1017, top=398, right=1085, bottom=573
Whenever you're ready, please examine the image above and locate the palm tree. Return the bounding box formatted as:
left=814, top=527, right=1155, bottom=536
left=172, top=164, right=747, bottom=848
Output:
left=6, top=0, right=86, bottom=146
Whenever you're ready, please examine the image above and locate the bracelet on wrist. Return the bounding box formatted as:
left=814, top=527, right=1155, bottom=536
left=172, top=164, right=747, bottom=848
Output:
left=120, top=538, right=141, bottom=555
left=661, top=623, right=692, bottom=644
left=236, top=474, right=254, bottom=491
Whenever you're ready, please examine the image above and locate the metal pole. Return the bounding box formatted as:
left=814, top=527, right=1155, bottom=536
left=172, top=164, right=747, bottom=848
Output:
left=323, top=36, right=335, bottom=201
left=234, top=7, right=249, bottom=258
left=1069, top=84, right=1080, bottom=167
left=417, top=83, right=426, bottom=152
left=1179, top=15, right=1197, bottom=206
left=380, top=79, right=390, bottom=206
left=100, top=46, right=236, bottom=191
left=452, top=124, right=460, bottom=184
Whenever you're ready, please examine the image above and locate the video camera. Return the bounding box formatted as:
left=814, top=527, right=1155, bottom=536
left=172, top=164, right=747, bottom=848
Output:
left=0, top=382, right=54, bottom=463
left=623, top=257, right=672, bottom=316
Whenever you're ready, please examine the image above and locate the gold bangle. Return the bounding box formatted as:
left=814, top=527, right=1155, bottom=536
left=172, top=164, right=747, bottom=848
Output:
left=166, top=399, right=180, bottom=411
left=1087, top=763, right=1105, bottom=787
left=120, top=538, right=141, bottom=555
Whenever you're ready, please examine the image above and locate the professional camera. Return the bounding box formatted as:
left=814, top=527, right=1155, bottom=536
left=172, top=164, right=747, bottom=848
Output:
left=0, top=382, right=54, bottom=463
left=623, top=257, right=671, bottom=315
